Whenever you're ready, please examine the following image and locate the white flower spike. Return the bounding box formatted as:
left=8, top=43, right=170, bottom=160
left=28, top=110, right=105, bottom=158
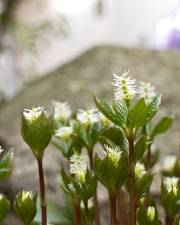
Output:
left=104, top=145, right=122, bottom=166
left=77, top=108, right=100, bottom=125
left=69, top=154, right=87, bottom=181
left=23, top=107, right=45, bottom=120
left=69, top=154, right=87, bottom=175
left=135, top=162, right=146, bottom=178
left=139, top=82, right=156, bottom=103
left=52, top=101, right=71, bottom=122
left=112, top=70, right=137, bottom=100
left=55, top=126, right=73, bottom=140
left=163, top=177, right=179, bottom=195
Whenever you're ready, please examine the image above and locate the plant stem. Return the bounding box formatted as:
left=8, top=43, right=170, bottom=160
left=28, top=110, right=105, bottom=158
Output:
left=146, top=142, right=152, bottom=173
left=109, top=195, right=117, bottom=225
left=117, top=189, right=129, bottom=225
left=144, top=142, right=152, bottom=208
left=166, top=215, right=174, bottom=225
left=128, top=134, right=136, bottom=225
left=37, top=158, right=47, bottom=225
left=88, top=150, right=101, bottom=225
left=84, top=200, right=90, bottom=225
left=73, top=197, right=81, bottom=225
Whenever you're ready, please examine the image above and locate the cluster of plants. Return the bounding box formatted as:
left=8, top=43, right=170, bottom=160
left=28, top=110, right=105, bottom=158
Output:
left=0, top=71, right=179, bottom=225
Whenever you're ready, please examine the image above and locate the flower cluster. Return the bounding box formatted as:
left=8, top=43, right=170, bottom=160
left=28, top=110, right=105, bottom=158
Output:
left=112, top=70, right=137, bottom=100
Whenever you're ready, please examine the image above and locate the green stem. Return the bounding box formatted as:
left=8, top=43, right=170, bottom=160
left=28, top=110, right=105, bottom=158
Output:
left=109, top=195, right=117, bottom=225
left=144, top=142, right=152, bottom=208
left=128, top=133, right=136, bottom=225
left=37, top=158, right=47, bottom=225
left=84, top=200, right=90, bottom=225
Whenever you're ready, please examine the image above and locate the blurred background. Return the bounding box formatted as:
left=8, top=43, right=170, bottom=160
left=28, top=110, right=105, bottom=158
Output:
left=1, top=0, right=180, bottom=101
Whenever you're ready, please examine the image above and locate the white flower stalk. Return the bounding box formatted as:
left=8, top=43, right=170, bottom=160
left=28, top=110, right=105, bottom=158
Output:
left=112, top=70, right=137, bottom=100
left=52, top=101, right=71, bottom=122
left=139, top=82, right=156, bottom=103
left=104, top=145, right=122, bottom=166
left=77, top=108, right=100, bottom=125
left=163, top=177, right=179, bottom=195
left=23, top=107, right=45, bottom=120
left=0, top=146, right=4, bottom=155
left=135, top=162, right=146, bottom=179
left=69, top=154, right=87, bottom=182
left=55, top=126, right=73, bottom=140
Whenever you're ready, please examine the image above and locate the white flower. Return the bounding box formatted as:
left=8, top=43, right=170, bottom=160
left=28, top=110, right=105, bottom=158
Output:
left=112, top=70, right=137, bottom=100
left=77, top=108, right=100, bottom=125
left=23, top=107, right=45, bottom=120
left=162, top=155, right=176, bottom=172
left=0, top=146, right=4, bottom=155
left=55, top=126, right=73, bottom=140
left=139, top=82, right=156, bottom=103
left=163, top=177, right=179, bottom=195
left=104, top=145, right=122, bottom=166
left=135, top=162, right=146, bottom=178
left=52, top=101, right=71, bottom=122
left=22, top=191, right=34, bottom=202
left=69, top=154, right=87, bottom=180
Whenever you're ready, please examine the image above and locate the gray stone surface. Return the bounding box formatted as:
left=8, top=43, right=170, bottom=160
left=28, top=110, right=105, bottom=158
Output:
left=0, top=46, right=180, bottom=224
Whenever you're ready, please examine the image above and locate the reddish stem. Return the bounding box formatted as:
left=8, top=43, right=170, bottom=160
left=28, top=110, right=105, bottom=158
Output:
left=128, top=135, right=136, bottom=225
left=109, top=195, right=117, bottom=225
left=37, top=159, right=47, bottom=225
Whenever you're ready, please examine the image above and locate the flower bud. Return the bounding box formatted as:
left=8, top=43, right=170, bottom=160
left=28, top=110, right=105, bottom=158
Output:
left=14, top=191, right=37, bottom=225
left=21, top=107, right=52, bottom=159
left=147, top=206, right=155, bottom=222
left=0, top=194, right=10, bottom=223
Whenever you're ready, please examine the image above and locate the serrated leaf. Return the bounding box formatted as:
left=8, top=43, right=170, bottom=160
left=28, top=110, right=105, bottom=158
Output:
left=113, top=99, right=128, bottom=127
left=135, top=136, right=149, bottom=161
left=147, top=95, right=161, bottom=121
left=151, top=116, right=173, bottom=139
left=0, top=152, right=13, bottom=181
left=128, top=98, right=148, bottom=128
left=93, top=96, right=121, bottom=126
left=136, top=174, right=153, bottom=198
left=100, top=127, right=128, bottom=154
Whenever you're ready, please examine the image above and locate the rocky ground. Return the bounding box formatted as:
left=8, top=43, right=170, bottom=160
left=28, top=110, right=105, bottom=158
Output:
left=0, top=46, right=180, bottom=224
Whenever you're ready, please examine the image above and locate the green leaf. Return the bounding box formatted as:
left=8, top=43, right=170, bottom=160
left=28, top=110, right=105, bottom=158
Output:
left=0, top=152, right=13, bottom=181
left=113, top=99, right=128, bottom=127
left=94, top=153, right=128, bottom=195
left=93, top=96, right=120, bottom=126
left=147, top=95, right=161, bottom=121
left=128, top=98, right=148, bottom=128
left=151, top=116, right=173, bottom=139
left=135, top=136, right=149, bottom=161
left=100, top=127, right=128, bottom=154
left=0, top=194, right=10, bottom=223
left=136, top=174, right=153, bottom=198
